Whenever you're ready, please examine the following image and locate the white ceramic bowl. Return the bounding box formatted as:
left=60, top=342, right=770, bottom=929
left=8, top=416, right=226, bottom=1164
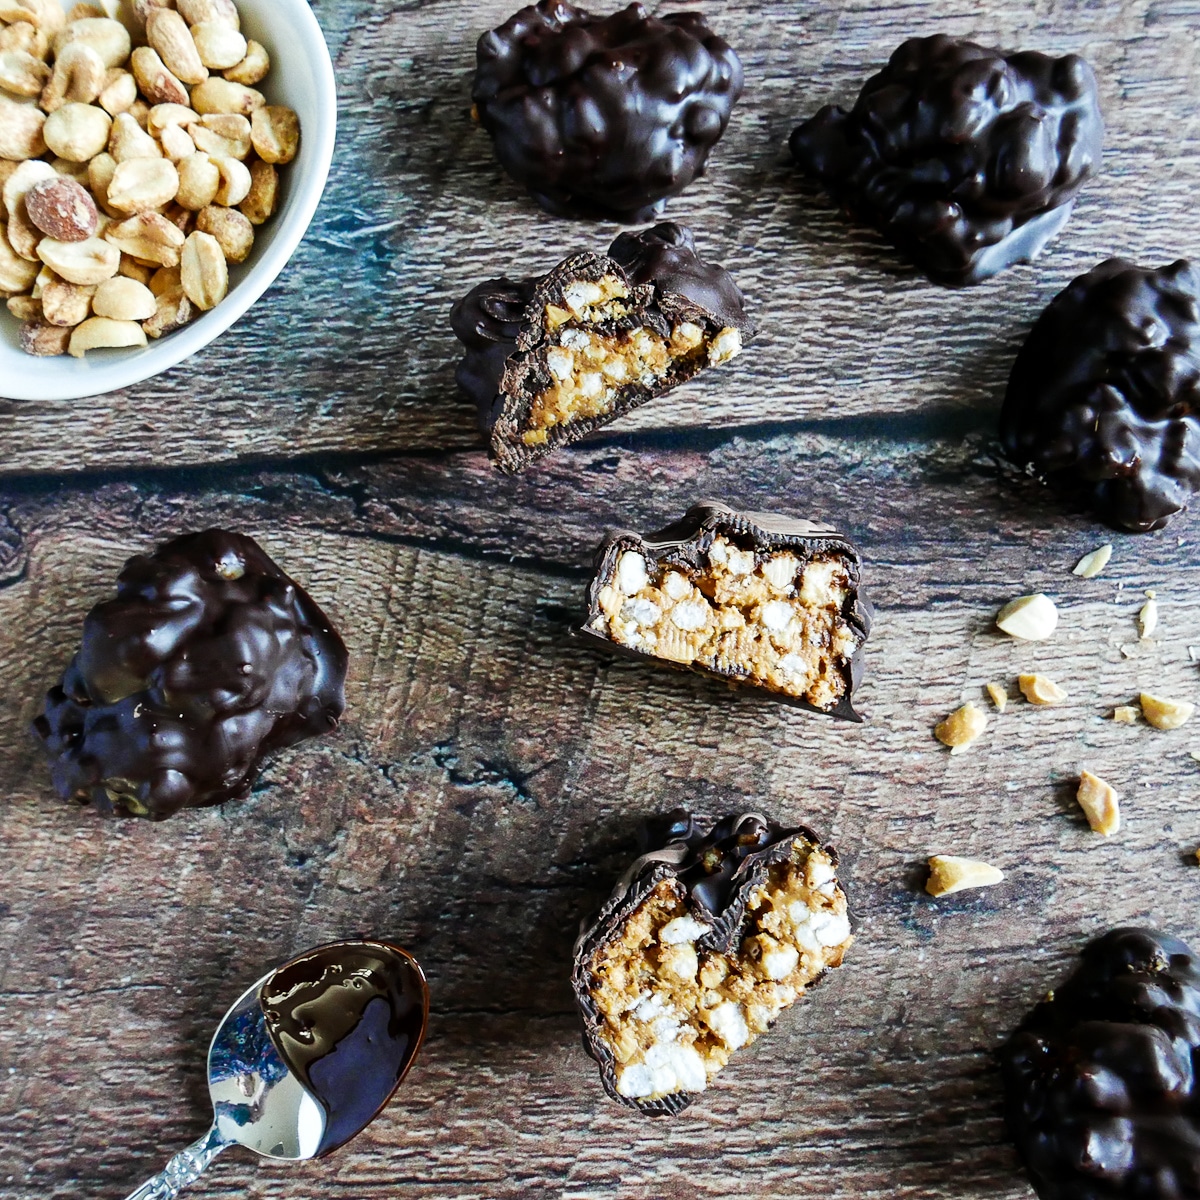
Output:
left=0, top=0, right=337, bottom=401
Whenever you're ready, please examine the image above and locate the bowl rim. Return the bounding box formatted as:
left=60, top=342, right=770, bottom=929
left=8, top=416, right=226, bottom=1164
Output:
left=0, top=0, right=338, bottom=403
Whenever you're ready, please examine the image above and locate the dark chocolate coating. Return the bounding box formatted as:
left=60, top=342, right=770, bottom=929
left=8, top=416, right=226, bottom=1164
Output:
left=579, top=501, right=873, bottom=719
left=472, top=1, right=743, bottom=222
left=259, top=941, right=429, bottom=1157
left=1000, top=259, right=1200, bottom=532
left=1000, top=928, right=1200, bottom=1200
left=572, top=808, right=839, bottom=1116
left=450, top=224, right=752, bottom=472
left=32, top=529, right=348, bottom=820
left=789, top=34, right=1103, bottom=286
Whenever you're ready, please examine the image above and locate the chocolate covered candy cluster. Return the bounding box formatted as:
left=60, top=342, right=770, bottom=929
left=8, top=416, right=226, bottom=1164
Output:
left=1001, top=928, right=1200, bottom=1200
left=472, top=1, right=743, bottom=222
left=572, top=809, right=852, bottom=1115
left=790, top=34, right=1104, bottom=285
left=451, top=223, right=752, bottom=472
left=1001, top=258, right=1200, bottom=532
left=581, top=502, right=872, bottom=718
left=33, top=528, right=347, bottom=819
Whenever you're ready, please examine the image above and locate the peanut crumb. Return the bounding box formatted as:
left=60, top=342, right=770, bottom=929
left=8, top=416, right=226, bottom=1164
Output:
left=1077, top=770, right=1120, bottom=837
left=985, top=682, right=1008, bottom=712
left=1112, top=706, right=1139, bottom=724
left=1072, top=545, right=1112, bottom=579
left=1140, top=693, right=1195, bottom=731
left=1138, top=598, right=1158, bottom=640
left=926, top=855, right=1004, bottom=897
left=995, top=593, right=1058, bottom=641
left=1019, top=673, right=1068, bottom=705
left=934, top=703, right=988, bottom=754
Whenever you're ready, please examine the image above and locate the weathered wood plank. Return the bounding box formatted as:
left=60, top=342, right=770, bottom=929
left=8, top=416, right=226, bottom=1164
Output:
left=2, top=0, right=1199, bottom=475
left=2, top=433, right=1199, bottom=1197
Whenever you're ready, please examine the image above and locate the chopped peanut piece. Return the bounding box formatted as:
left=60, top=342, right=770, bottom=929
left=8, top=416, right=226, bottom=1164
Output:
left=934, top=703, right=987, bottom=754
left=1112, top=706, right=1139, bottom=724
left=995, top=593, right=1058, bottom=641
left=926, top=856, right=1004, bottom=897
left=1140, top=693, right=1195, bottom=731
left=1073, top=544, right=1112, bottom=579
left=985, top=682, right=1008, bottom=712
left=1019, top=674, right=1067, bottom=706
left=1076, top=770, right=1120, bottom=837
left=1139, top=599, right=1158, bottom=640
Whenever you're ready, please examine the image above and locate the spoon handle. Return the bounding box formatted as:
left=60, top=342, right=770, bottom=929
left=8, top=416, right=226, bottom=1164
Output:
left=121, top=1125, right=231, bottom=1200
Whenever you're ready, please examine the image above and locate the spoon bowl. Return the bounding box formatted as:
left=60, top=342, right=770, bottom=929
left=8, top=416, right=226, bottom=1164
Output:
left=122, top=940, right=428, bottom=1200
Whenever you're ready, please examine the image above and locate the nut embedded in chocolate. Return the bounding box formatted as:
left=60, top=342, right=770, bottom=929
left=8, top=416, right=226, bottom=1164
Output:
left=572, top=809, right=852, bottom=1115
left=789, top=34, right=1104, bottom=286
left=472, top=1, right=743, bottom=222
left=450, top=223, right=752, bottom=473
left=1000, top=259, right=1200, bottom=532
left=579, top=502, right=872, bottom=718
left=1000, top=928, right=1200, bottom=1199
left=32, top=528, right=348, bottom=819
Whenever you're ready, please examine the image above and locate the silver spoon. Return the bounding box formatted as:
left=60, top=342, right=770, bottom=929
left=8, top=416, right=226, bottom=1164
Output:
left=122, top=939, right=429, bottom=1200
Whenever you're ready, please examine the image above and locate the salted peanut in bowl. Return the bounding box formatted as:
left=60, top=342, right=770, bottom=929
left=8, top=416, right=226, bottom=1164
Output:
left=0, top=0, right=334, bottom=398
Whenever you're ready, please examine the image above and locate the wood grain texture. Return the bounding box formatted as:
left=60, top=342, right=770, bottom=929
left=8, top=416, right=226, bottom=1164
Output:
left=2, top=0, right=1200, bottom=475
left=4, top=2, right=1200, bottom=1198
left=4, top=423, right=1200, bottom=1198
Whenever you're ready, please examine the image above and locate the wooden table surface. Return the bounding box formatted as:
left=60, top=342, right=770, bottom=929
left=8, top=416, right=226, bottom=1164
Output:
left=4, top=1, right=1200, bottom=1196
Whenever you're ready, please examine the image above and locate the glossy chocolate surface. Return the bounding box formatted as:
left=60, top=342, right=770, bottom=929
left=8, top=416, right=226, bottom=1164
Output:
left=1000, top=928, right=1200, bottom=1199
left=450, top=224, right=752, bottom=472
left=1001, top=258, right=1200, bottom=532
left=580, top=501, right=872, bottom=719
left=789, top=34, right=1103, bottom=285
left=472, top=0, right=743, bottom=222
left=260, top=940, right=429, bottom=1157
left=32, top=529, right=347, bottom=819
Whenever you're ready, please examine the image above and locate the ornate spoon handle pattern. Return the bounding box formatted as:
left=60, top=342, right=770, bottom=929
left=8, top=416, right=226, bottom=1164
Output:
left=122, top=1126, right=231, bottom=1200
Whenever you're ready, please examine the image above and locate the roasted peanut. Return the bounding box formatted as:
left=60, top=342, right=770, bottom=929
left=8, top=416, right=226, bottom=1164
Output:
left=2, top=157, right=53, bottom=221
left=250, top=105, right=299, bottom=165
left=0, top=0, right=64, bottom=33
left=92, top=274, right=156, bottom=319
left=54, top=18, right=130, bottom=69
left=0, top=93, right=46, bottom=159
left=97, top=66, right=136, bottom=116
left=211, top=153, right=248, bottom=205
left=107, top=156, right=178, bottom=212
left=130, top=45, right=188, bottom=106
left=126, top=98, right=150, bottom=129
left=86, top=148, right=116, bottom=211
left=68, top=314, right=147, bottom=355
left=43, top=102, right=111, bottom=162
left=175, top=149, right=217, bottom=208
left=161, top=200, right=191, bottom=231
left=40, top=42, right=106, bottom=113
left=66, top=4, right=106, bottom=23
left=196, top=201, right=250, bottom=261
left=103, top=210, right=184, bottom=266
left=141, top=280, right=192, bottom=337
left=6, top=290, right=38, bottom=318
left=0, top=23, right=49, bottom=58
left=190, top=76, right=261, bottom=115
left=191, top=20, right=244, bottom=70
left=177, top=0, right=238, bottom=30
left=146, top=9, right=207, bottom=85
left=108, top=110, right=161, bottom=160
left=222, top=38, right=267, bottom=85
left=41, top=275, right=94, bottom=325
left=131, top=0, right=172, bottom=22
left=37, top=233, right=119, bottom=285
left=239, top=157, right=275, bottom=224
left=0, top=221, right=37, bottom=292
left=189, top=111, right=249, bottom=158
left=0, top=49, right=50, bottom=98
left=179, top=227, right=224, bottom=308
left=19, top=318, right=71, bottom=354
left=148, top=264, right=179, bottom=294
left=117, top=253, right=151, bottom=284
left=147, top=102, right=195, bottom=136
left=158, top=120, right=193, bottom=160
left=5, top=197, right=37, bottom=256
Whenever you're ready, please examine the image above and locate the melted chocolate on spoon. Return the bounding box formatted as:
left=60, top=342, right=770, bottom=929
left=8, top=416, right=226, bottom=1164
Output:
left=258, top=940, right=429, bottom=1156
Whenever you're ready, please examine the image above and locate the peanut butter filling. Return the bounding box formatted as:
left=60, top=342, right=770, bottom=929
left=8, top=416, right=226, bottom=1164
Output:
left=523, top=274, right=741, bottom=446
left=585, top=842, right=851, bottom=1103
left=590, top=536, right=859, bottom=709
